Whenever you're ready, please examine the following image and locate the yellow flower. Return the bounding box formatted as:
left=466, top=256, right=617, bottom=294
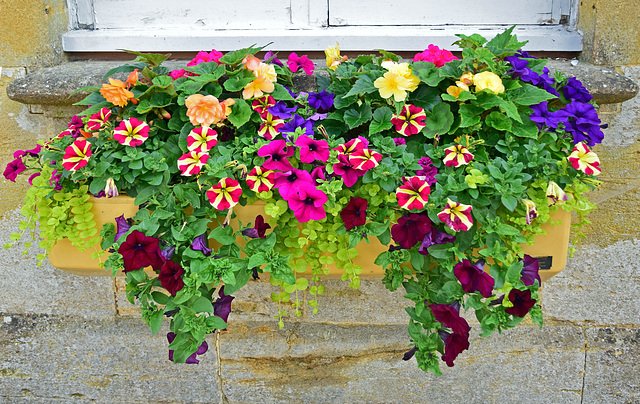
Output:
left=253, top=62, right=277, bottom=82
left=325, top=42, right=347, bottom=70
left=447, top=86, right=464, bottom=98
left=374, top=72, right=411, bottom=102
left=382, top=61, right=419, bottom=91
left=473, top=71, right=505, bottom=94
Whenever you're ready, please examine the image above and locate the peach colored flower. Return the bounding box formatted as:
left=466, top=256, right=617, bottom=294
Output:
left=243, top=55, right=261, bottom=71
left=243, top=76, right=275, bottom=99
left=253, top=63, right=277, bottom=82
left=185, top=94, right=235, bottom=127
left=100, top=78, right=134, bottom=107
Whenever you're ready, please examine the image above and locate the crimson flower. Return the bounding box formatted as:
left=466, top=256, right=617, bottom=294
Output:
left=391, top=213, right=432, bottom=249
left=341, top=197, right=368, bottom=231
left=440, top=330, right=470, bottom=367
left=158, top=260, right=185, bottom=296
left=453, top=259, right=495, bottom=298
left=118, top=230, right=164, bottom=272
left=505, top=289, right=537, bottom=317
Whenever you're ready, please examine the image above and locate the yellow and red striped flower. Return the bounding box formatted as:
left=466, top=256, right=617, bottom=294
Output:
left=187, top=127, right=218, bottom=153
left=246, top=166, right=275, bottom=193
left=391, top=104, right=427, bottom=136
left=113, top=118, right=150, bottom=147
left=257, top=113, right=285, bottom=140
left=252, top=95, right=276, bottom=116
left=348, top=148, right=382, bottom=171
left=396, top=176, right=431, bottom=210
left=206, top=178, right=242, bottom=210
left=437, top=199, right=473, bottom=232
left=568, top=143, right=601, bottom=175
left=443, top=145, right=474, bottom=167
left=62, top=139, right=92, bottom=171
left=177, top=151, right=209, bottom=176
left=86, top=108, right=112, bottom=131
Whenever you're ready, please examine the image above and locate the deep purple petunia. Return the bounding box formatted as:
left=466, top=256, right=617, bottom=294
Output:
left=521, top=255, right=541, bottom=286
left=287, top=182, right=328, bottom=223
left=295, top=135, right=330, bottom=163
left=504, top=55, right=530, bottom=79
left=419, top=227, right=455, bottom=255
left=563, top=101, right=604, bottom=146
left=530, top=101, right=570, bottom=129
left=505, top=289, right=537, bottom=317
left=280, top=114, right=314, bottom=139
left=191, top=233, right=212, bottom=256
left=160, top=245, right=176, bottom=261
left=117, top=230, right=164, bottom=272
left=268, top=101, right=297, bottom=119
left=213, top=286, right=235, bottom=329
left=563, top=77, right=593, bottom=103
left=307, top=90, right=335, bottom=112
left=158, top=260, right=185, bottom=296
left=429, top=303, right=471, bottom=336
left=167, top=332, right=209, bottom=364
left=340, top=197, right=368, bottom=231
left=263, top=50, right=283, bottom=67
left=257, top=139, right=295, bottom=171
left=3, top=158, right=26, bottom=182
left=114, top=215, right=132, bottom=243
left=274, top=168, right=314, bottom=200
left=439, top=330, right=471, bottom=367
left=453, top=259, right=495, bottom=298
left=241, top=215, right=271, bottom=239
left=391, top=213, right=432, bottom=249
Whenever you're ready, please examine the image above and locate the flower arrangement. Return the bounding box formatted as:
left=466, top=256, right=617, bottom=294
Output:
left=4, top=27, right=603, bottom=374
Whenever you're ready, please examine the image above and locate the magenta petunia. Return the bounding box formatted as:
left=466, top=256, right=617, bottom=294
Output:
left=341, top=197, right=368, bottom=231
left=274, top=168, right=314, bottom=200
left=287, top=183, right=328, bottom=223
left=295, top=135, right=330, bottom=163
left=391, top=213, right=432, bottom=249
left=257, top=139, right=294, bottom=171
left=118, top=230, right=164, bottom=272
left=413, top=44, right=458, bottom=67
left=287, top=52, right=315, bottom=75
left=453, top=259, right=495, bottom=298
left=521, top=255, right=541, bottom=286
left=3, top=158, right=26, bottom=182
left=505, top=289, right=537, bottom=317
left=158, top=260, right=185, bottom=296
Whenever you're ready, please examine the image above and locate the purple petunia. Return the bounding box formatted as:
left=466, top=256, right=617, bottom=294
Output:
left=213, top=286, right=235, bottom=327
left=268, top=101, right=297, bottom=119
left=280, top=114, right=314, bottom=138
left=167, top=332, right=208, bottom=364
left=391, top=213, right=432, bottom=249
left=453, top=259, right=495, bottom=298
left=418, top=227, right=455, bottom=255
left=563, top=77, right=593, bottom=103
left=521, top=255, right=541, bottom=286
left=114, top=214, right=132, bottom=243
left=563, top=101, right=605, bottom=146
left=263, top=50, right=283, bottom=67
left=529, top=101, right=569, bottom=129
left=416, top=157, right=438, bottom=185
left=191, top=233, right=212, bottom=256
left=241, top=215, right=271, bottom=239
left=307, top=90, right=335, bottom=112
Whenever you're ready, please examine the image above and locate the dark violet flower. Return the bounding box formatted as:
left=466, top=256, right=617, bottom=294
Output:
left=529, top=101, right=569, bottom=129
left=242, top=215, right=271, bottom=239
left=391, top=213, right=432, bottom=250
left=49, top=169, right=62, bottom=191
left=274, top=168, right=314, bottom=200
left=340, top=197, right=368, bottom=231
left=264, top=50, right=283, bottom=67
left=439, top=330, right=470, bottom=367
left=505, top=289, right=537, bottom=317
left=191, top=233, right=212, bottom=256
left=114, top=215, right=132, bottom=243
left=158, top=260, right=185, bottom=296
left=280, top=114, right=314, bottom=138
left=257, top=139, right=295, bottom=171
left=268, top=101, right=297, bottom=119
left=521, top=255, right=541, bottom=286
left=167, top=332, right=208, bottom=364
left=213, top=286, right=235, bottom=327
left=287, top=183, right=328, bottom=223
left=3, top=158, right=26, bottom=182
left=217, top=126, right=235, bottom=142
left=160, top=245, right=176, bottom=261
left=516, top=50, right=535, bottom=59
left=419, top=227, right=455, bottom=255
left=307, top=90, right=335, bottom=112
left=564, top=101, right=604, bottom=146
left=453, top=259, right=495, bottom=298
left=429, top=303, right=471, bottom=336
left=117, top=230, right=164, bottom=272
left=402, top=346, right=418, bottom=361
left=504, top=55, right=530, bottom=79
left=563, top=77, right=593, bottom=102
left=295, top=135, right=330, bottom=163
left=415, top=157, right=438, bottom=185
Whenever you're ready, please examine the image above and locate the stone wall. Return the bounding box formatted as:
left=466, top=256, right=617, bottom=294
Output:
left=1, top=3, right=640, bottom=403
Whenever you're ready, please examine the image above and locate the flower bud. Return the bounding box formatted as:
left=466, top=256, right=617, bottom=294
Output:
left=105, top=178, right=119, bottom=198
left=546, top=181, right=568, bottom=206
left=522, top=199, right=538, bottom=225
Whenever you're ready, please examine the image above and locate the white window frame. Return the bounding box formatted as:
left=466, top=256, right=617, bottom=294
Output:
left=63, top=0, right=582, bottom=53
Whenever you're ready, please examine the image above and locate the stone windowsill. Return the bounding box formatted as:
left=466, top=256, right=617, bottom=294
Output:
left=5, top=59, right=638, bottom=107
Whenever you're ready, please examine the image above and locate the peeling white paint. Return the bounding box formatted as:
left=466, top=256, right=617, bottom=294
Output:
left=14, top=106, right=45, bottom=133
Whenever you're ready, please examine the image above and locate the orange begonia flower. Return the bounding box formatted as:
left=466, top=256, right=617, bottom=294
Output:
left=243, top=77, right=275, bottom=100
left=185, top=94, right=235, bottom=127
left=100, top=78, right=135, bottom=108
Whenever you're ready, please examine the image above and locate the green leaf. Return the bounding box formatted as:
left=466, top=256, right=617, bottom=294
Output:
left=152, top=76, right=174, bottom=87
left=148, top=310, right=164, bottom=335
left=205, top=315, right=228, bottom=330
left=501, top=195, right=518, bottom=211
left=222, top=72, right=254, bottom=92
left=151, top=291, right=170, bottom=305
left=343, top=75, right=378, bottom=98
left=423, top=102, right=454, bottom=136
left=149, top=92, right=173, bottom=108
left=122, top=50, right=171, bottom=67
left=248, top=252, right=269, bottom=269
left=344, top=103, right=373, bottom=130
left=369, top=107, right=393, bottom=134
left=458, top=104, right=484, bottom=128
left=509, top=83, right=557, bottom=106
left=227, top=98, right=252, bottom=128
left=509, top=115, right=539, bottom=139
left=192, top=296, right=214, bottom=313
left=506, top=261, right=524, bottom=284
left=485, top=25, right=528, bottom=57
left=270, top=83, right=295, bottom=100
left=209, top=225, right=236, bottom=245
left=73, top=91, right=106, bottom=106
left=485, top=111, right=512, bottom=131
left=218, top=45, right=266, bottom=65
left=427, top=243, right=451, bottom=260
left=412, top=61, right=445, bottom=86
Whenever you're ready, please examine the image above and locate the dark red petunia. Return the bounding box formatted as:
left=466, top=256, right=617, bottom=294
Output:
left=521, top=255, right=541, bottom=286
left=505, top=289, right=537, bottom=317
left=440, top=330, right=470, bottom=367
left=391, top=213, right=432, bottom=249
left=429, top=303, right=471, bottom=336
left=158, top=260, right=185, bottom=296
left=454, top=259, right=495, bottom=298
left=118, top=230, right=164, bottom=272
left=242, top=215, right=271, bottom=239
left=340, top=197, right=368, bottom=231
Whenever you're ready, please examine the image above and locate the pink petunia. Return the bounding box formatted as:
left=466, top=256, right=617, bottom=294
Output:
left=246, top=166, right=275, bottom=193
left=413, top=44, right=458, bottom=67
left=287, top=52, right=315, bottom=75
left=187, top=127, right=218, bottom=153
left=206, top=178, right=242, bottom=210
left=295, top=136, right=330, bottom=163
left=287, top=182, right=327, bottom=223
left=257, top=139, right=294, bottom=171
left=113, top=118, right=150, bottom=147
left=177, top=151, right=209, bottom=176
left=62, top=138, right=92, bottom=171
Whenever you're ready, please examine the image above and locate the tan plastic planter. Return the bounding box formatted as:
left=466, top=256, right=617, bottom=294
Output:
left=48, top=196, right=571, bottom=282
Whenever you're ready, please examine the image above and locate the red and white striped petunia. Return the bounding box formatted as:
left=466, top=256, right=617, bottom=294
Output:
left=187, top=127, right=218, bottom=153
left=443, top=144, right=474, bottom=167
left=177, top=151, right=209, bottom=176
left=396, top=176, right=431, bottom=210
left=348, top=148, right=382, bottom=171
left=206, top=178, right=242, bottom=210
left=62, top=139, right=92, bottom=171
left=113, top=118, right=150, bottom=147
left=246, top=166, right=275, bottom=193
left=257, top=113, right=285, bottom=140
left=437, top=198, right=473, bottom=232
left=86, top=108, right=112, bottom=131
left=568, top=143, right=601, bottom=175
left=391, top=104, right=426, bottom=136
